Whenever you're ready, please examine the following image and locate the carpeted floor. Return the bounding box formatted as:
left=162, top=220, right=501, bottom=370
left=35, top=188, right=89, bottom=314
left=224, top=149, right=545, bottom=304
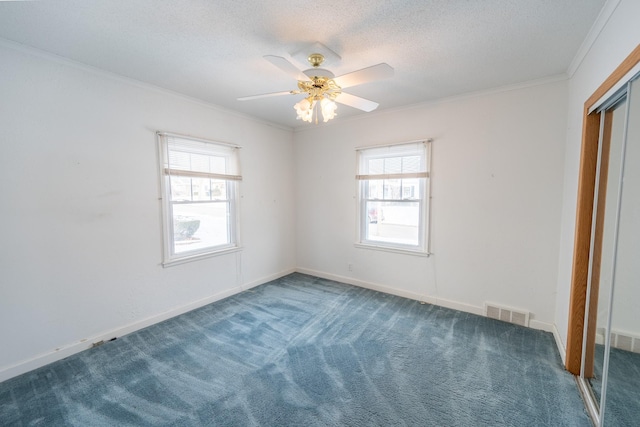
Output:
left=592, top=343, right=640, bottom=425
left=0, top=273, right=591, bottom=426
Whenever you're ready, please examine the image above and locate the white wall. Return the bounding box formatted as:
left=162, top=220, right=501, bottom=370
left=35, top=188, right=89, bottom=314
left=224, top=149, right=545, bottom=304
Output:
left=554, top=0, right=640, bottom=353
left=0, top=42, right=296, bottom=381
left=4, top=0, right=636, bottom=382
left=294, top=79, right=568, bottom=329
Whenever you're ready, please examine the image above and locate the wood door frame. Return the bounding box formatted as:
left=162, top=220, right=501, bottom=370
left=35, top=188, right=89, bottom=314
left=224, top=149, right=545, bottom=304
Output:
left=566, top=43, right=640, bottom=375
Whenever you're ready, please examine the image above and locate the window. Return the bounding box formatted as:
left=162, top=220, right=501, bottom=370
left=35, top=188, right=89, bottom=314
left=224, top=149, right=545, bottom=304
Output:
left=356, top=141, right=431, bottom=253
left=157, top=132, right=241, bottom=265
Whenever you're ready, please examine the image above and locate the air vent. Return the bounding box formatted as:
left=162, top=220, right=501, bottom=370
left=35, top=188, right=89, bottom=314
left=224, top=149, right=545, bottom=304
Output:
left=610, top=330, right=640, bottom=353
left=484, top=303, right=530, bottom=327
left=616, top=334, right=633, bottom=352
left=486, top=305, right=500, bottom=320
left=591, top=329, right=640, bottom=353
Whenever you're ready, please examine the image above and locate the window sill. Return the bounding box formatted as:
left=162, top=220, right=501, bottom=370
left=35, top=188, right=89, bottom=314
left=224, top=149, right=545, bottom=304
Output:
left=162, top=246, right=242, bottom=268
left=354, top=242, right=431, bottom=257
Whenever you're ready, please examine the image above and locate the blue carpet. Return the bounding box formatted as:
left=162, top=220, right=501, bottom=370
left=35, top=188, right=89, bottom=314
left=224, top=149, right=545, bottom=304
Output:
left=592, top=344, right=640, bottom=425
left=0, top=273, right=590, bottom=426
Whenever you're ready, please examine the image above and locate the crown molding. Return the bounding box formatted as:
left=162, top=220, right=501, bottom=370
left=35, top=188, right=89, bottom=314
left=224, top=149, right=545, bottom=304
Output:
left=567, top=0, right=621, bottom=78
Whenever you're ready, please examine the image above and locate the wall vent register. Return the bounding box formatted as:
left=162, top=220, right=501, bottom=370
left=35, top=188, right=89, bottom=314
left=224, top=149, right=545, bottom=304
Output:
left=484, top=303, right=530, bottom=327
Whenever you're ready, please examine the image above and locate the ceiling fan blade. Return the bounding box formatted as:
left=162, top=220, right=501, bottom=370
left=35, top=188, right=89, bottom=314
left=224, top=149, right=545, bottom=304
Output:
left=333, top=63, right=394, bottom=89
left=263, top=55, right=308, bottom=81
left=335, top=92, right=379, bottom=112
left=237, top=91, right=294, bottom=101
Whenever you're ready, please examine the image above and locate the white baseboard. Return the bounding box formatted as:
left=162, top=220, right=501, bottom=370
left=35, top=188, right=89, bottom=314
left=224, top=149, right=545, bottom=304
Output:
left=297, top=268, right=425, bottom=302
left=423, top=296, right=484, bottom=316
left=530, top=319, right=567, bottom=364
left=550, top=323, right=567, bottom=365
left=242, top=268, right=296, bottom=291
left=0, top=268, right=294, bottom=383
left=297, top=267, right=483, bottom=317
left=529, top=319, right=555, bottom=333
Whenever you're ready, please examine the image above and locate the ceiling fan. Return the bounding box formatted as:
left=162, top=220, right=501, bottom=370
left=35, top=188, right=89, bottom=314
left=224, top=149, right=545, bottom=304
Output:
left=238, top=49, right=394, bottom=123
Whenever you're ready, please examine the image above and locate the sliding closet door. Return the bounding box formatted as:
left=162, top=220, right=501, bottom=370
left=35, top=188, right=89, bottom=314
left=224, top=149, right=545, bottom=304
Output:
left=586, top=98, right=627, bottom=407
left=601, top=76, right=640, bottom=425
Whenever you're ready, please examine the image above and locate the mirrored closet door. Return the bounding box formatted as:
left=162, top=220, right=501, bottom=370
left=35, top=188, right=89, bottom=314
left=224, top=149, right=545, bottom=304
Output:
left=578, top=72, right=640, bottom=426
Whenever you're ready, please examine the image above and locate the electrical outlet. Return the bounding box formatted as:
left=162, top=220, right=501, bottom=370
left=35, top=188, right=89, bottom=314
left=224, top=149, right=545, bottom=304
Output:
left=348, top=263, right=353, bottom=271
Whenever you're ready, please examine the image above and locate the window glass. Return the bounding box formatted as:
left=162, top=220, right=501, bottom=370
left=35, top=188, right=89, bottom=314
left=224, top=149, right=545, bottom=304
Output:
left=158, top=133, right=241, bottom=265
left=357, top=141, right=430, bottom=253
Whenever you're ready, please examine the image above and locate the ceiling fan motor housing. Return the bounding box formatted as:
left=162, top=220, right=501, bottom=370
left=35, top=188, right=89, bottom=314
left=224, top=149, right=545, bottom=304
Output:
left=303, top=53, right=335, bottom=79
left=303, top=68, right=335, bottom=79
left=297, top=77, right=341, bottom=101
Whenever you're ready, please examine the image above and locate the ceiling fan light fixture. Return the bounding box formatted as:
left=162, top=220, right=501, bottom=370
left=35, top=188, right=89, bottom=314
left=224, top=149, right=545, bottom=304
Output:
left=294, top=95, right=338, bottom=124
left=293, top=74, right=341, bottom=124
left=294, top=98, right=314, bottom=122
left=320, top=97, right=337, bottom=122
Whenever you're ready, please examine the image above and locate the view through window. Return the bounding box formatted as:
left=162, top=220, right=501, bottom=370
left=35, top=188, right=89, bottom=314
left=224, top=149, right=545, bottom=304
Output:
left=158, top=132, right=241, bottom=265
left=357, top=141, right=430, bottom=252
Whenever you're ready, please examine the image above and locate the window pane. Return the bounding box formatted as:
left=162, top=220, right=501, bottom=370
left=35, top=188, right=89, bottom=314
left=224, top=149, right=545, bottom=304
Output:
left=170, top=176, right=193, bottom=201
left=357, top=141, right=429, bottom=252
left=367, top=155, right=421, bottom=175
left=368, top=158, right=384, bottom=175
left=365, top=178, right=422, bottom=201
left=168, top=149, right=227, bottom=174
left=210, top=180, right=227, bottom=200
left=189, top=177, right=209, bottom=202
left=384, top=179, right=401, bottom=199
left=402, top=155, right=421, bottom=173
left=160, top=134, right=241, bottom=264
left=170, top=178, right=228, bottom=202
left=190, top=153, right=212, bottom=172
left=366, top=179, right=384, bottom=199
left=401, top=178, right=420, bottom=200
left=172, top=202, right=230, bottom=254
left=168, top=150, right=192, bottom=170
left=384, top=157, right=402, bottom=174
left=365, top=201, right=419, bottom=246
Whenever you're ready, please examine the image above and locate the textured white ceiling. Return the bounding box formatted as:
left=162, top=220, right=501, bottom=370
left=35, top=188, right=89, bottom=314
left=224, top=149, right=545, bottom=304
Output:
left=0, top=0, right=606, bottom=129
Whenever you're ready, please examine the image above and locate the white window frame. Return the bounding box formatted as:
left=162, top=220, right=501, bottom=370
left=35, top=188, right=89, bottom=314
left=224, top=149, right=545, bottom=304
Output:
left=355, top=140, right=432, bottom=256
left=157, top=131, right=242, bottom=266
